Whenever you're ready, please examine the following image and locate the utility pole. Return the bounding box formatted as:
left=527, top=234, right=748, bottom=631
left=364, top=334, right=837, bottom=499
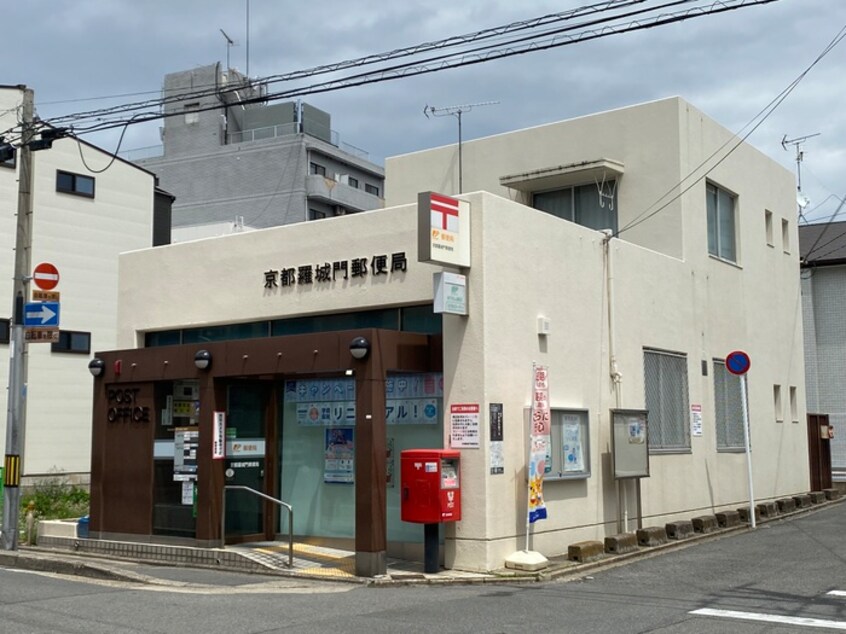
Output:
left=2, top=86, right=34, bottom=551
left=423, top=101, right=498, bottom=194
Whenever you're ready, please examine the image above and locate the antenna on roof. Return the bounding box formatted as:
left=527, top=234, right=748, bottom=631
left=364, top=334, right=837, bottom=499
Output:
left=245, top=0, right=251, bottom=78
left=220, top=29, right=236, bottom=71
left=782, top=132, right=820, bottom=215
left=423, top=101, right=499, bottom=194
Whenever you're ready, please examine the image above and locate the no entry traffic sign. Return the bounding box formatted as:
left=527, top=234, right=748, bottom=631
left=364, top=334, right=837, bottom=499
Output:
left=725, top=350, right=751, bottom=376
left=33, top=262, right=59, bottom=291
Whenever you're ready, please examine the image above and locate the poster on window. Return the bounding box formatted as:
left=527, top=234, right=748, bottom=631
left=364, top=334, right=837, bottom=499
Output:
left=562, top=414, right=585, bottom=473
left=324, top=427, right=355, bottom=484
left=173, top=427, right=199, bottom=482
left=386, top=437, right=395, bottom=488
left=287, top=375, right=443, bottom=425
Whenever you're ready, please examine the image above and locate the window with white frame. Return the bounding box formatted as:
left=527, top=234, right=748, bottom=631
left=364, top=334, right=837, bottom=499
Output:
left=706, top=182, right=736, bottom=262
left=532, top=181, right=617, bottom=233
left=643, top=349, right=690, bottom=451
left=713, top=360, right=744, bottom=450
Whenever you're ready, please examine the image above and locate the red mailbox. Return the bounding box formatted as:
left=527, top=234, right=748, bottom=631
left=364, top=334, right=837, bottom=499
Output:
left=401, top=449, right=461, bottom=523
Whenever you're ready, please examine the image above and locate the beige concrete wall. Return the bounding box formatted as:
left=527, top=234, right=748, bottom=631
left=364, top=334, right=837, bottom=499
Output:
left=383, top=98, right=803, bottom=569
left=386, top=97, right=687, bottom=258
left=117, top=186, right=806, bottom=572
left=0, top=87, right=155, bottom=475
left=117, top=204, right=439, bottom=347
left=444, top=191, right=805, bottom=571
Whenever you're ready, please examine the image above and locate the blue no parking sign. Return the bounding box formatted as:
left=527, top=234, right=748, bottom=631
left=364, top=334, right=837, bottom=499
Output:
left=725, top=350, right=751, bottom=376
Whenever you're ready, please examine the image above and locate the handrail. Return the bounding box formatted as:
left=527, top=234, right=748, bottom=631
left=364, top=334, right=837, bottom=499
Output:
left=221, top=485, right=294, bottom=568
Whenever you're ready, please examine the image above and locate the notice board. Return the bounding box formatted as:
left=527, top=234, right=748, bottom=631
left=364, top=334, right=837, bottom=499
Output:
left=611, top=409, right=649, bottom=479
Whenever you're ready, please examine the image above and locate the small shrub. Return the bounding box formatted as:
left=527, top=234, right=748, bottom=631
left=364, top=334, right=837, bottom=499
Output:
left=18, top=471, right=90, bottom=542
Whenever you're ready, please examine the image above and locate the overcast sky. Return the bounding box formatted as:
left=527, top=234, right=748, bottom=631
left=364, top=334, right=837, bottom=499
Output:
left=2, top=0, right=844, bottom=223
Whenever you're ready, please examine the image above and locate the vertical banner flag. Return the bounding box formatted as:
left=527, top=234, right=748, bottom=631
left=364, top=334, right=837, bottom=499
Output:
left=528, top=364, right=550, bottom=523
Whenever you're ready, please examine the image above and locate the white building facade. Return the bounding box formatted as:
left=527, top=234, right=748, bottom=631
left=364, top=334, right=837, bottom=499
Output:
left=1, top=86, right=160, bottom=480
left=96, top=97, right=808, bottom=572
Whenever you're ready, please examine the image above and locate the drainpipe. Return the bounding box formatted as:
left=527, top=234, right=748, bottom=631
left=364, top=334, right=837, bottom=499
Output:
left=603, top=230, right=627, bottom=532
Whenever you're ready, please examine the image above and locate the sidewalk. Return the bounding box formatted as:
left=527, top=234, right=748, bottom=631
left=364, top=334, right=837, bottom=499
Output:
left=1, top=497, right=842, bottom=589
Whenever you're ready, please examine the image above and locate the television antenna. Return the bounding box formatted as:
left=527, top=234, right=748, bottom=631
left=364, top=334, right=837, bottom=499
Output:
left=220, top=29, right=236, bottom=70
left=424, top=101, right=499, bottom=194
left=782, top=132, right=820, bottom=212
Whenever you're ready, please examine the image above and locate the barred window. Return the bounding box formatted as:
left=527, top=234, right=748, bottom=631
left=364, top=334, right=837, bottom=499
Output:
left=644, top=349, right=690, bottom=451
left=713, top=360, right=744, bottom=450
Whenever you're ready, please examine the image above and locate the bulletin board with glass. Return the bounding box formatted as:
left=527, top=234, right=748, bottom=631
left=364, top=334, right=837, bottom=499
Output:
left=551, top=409, right=591, bottom=479
left=611, top=409, right=649, bottom=479
left=524, top=408, right=591, bottom=480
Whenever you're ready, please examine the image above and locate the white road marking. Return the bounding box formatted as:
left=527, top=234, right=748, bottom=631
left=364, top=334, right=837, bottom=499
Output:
left=691, top=608, right=846, bottom=630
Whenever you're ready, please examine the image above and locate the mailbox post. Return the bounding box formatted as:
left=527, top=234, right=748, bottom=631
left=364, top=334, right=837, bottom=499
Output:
left=400, top=449, right=461, bottom=573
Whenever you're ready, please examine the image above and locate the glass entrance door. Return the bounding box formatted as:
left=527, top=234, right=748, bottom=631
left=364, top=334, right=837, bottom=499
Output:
left=224, top=382, right=268, bottom=542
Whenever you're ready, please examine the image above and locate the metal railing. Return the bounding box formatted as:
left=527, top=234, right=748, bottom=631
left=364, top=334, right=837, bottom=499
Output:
left=221, top=485, right=293, bottom=567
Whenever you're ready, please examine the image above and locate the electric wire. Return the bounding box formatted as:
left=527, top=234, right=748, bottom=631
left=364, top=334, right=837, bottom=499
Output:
left=35, top=0, right=653, bottom=129
left=36, top=0, right=777, bottom=142
left=617, top=22, right=846, bottom=237
left=799, top=195, right=846, bottom=262
left=73, top=115, right=141, bottom=174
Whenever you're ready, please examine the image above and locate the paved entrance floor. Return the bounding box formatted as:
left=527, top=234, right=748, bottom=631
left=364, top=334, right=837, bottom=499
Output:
left=25, top=535, right=504, bottom=584
left=230, top=541, right=497, bottom=582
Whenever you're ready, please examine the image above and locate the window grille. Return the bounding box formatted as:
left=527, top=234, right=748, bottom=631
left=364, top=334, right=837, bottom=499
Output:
left=713, top=360, right=744, bottom=450
left=644, top=349, right=689, bottom=451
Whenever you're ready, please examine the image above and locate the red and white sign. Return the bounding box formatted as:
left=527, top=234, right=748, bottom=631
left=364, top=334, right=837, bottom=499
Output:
left=417, top=191, right=471, bottom=268
left=450, top=403, right=480, bottom=448
left=33, top=262, right=60, bottom=291
left=531, top=365, right=551, bottom=436
left=430, top=192, right=460, bottom=233
left=212, top=411, right=226, bottom=460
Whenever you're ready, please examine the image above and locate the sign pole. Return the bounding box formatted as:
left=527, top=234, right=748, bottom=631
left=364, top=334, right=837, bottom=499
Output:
left=740, top=374, right=756, bottom=529
left=2, top=87, right=34, bottom=551
left=726, top=350, right=755, bottom=530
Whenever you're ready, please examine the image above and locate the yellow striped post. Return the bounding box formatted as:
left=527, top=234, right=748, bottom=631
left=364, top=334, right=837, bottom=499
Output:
left=3, top=455, right=20, bottom=488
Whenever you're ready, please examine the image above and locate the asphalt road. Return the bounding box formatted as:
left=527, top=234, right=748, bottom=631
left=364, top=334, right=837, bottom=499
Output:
left=2, top=501, right=846, bottom=633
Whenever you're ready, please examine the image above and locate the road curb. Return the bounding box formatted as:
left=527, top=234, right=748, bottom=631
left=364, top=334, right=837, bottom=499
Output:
left=4, top=497, right=842, bottom=588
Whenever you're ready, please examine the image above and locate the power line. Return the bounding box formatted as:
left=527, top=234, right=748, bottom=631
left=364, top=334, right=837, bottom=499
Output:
left=617, top=21, right=846, bottom=237
left=21, top=0, right=777, bottom=144
left=24, top=0, right=651, bottom=135
left=800, top=195, right=846, bottom=262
